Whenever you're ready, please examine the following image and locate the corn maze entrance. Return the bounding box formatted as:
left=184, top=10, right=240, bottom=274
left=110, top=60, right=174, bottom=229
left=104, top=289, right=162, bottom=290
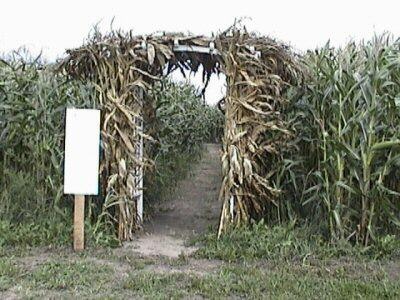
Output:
left=60, top=25, right=300, bottom=241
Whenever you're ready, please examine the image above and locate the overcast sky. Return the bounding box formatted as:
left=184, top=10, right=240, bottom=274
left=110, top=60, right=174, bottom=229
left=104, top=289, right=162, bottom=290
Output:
left=1, top=0, right=399, bottom=104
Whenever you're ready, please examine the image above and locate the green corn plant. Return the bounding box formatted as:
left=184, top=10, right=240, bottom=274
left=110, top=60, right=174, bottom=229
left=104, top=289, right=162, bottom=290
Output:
left=285, top=34, right=400, bottom=245
left=0, top=53, right=97, bottom=224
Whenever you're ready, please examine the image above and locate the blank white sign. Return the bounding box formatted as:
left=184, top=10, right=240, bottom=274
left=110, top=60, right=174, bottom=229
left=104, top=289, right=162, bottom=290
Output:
left=64, top=108, right=101, bottom=195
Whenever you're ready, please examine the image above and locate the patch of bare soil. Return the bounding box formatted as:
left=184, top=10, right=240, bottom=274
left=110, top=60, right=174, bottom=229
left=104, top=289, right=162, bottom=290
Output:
left=126, top=143, right=222, bottom=258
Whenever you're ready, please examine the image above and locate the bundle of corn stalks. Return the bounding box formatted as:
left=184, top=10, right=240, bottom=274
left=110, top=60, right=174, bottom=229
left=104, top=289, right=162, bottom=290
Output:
left=216, top=30, right=301, bottom=235
left=59, top=24, right=300, bottom=240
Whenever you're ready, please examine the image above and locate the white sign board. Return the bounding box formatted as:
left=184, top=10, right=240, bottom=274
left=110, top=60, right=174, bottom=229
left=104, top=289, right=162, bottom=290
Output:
left=64, top=108, right=100, bottom=195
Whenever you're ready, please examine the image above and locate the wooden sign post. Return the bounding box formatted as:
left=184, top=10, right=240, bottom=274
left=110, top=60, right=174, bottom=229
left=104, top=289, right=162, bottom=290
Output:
left=73, top=195, right=85, bottom=250
left=64, top=108, right=101, bottom=251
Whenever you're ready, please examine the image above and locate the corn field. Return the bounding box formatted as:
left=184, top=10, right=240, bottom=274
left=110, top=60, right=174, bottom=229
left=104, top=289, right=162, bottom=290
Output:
left=279, top=35, right=400, bottom=245
left=0, top=55, right=97, bottom=223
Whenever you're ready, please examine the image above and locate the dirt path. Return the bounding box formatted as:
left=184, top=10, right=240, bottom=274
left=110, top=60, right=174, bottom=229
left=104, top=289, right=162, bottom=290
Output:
left=126, top=143, right=222, bottom=258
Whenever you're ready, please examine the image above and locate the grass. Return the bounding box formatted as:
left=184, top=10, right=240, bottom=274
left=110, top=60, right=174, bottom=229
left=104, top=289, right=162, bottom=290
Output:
left=28, top=261, right=113, bottom=292
left=0, top=257, right=21, bottom=291
left=121, top=263, right=400, bottom=299
left=0, top=216, right=121, bottom=249
left=192, top=221, right=400, bottom=262
left=0, top=235, right=399, bottom=299
left=0, top=219, right=72, bottom=248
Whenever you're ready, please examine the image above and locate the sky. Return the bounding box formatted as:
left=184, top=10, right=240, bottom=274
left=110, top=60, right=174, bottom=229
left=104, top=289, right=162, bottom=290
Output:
left=1, top=0, right=399, bottom=104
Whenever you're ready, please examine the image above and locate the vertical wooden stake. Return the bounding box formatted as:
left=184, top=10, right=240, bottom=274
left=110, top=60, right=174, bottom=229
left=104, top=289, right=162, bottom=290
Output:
left=74, top=195, right=85, bottom=251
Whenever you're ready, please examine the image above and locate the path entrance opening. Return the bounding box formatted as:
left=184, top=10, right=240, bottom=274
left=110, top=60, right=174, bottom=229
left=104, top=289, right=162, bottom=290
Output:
left=130, top=144, right=221, bottom=257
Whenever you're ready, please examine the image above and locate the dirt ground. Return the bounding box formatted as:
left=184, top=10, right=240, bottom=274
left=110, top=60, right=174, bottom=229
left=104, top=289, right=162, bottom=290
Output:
left=126, top=143, right=222, bottom=258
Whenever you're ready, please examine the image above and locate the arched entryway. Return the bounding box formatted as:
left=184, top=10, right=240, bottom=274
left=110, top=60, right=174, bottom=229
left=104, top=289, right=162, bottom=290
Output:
left=60, top=25, right=300, bottom=241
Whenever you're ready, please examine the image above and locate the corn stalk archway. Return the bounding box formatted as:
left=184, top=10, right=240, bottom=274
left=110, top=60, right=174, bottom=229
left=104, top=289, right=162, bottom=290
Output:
left=60, top=25, right=300, bottom=241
